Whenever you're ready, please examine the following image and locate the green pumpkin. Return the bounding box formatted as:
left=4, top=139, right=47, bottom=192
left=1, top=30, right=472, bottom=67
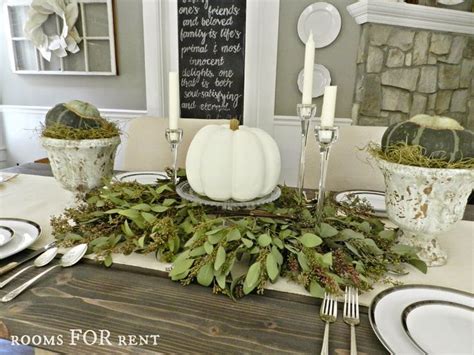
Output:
left=45, top=100, right=103, bottom=129
left=381, top=114, right=474, bottom=162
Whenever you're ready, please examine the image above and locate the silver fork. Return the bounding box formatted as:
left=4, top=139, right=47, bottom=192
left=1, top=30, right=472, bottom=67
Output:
left=319, top=292, right=338, bottom=355
left=343, top=286, right=360, bottom=355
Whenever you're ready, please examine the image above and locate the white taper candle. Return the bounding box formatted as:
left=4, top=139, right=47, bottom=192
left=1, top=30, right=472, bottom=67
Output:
left=169, top=72, right=180, bottom=129
left=320, top=86, right=337, bottom=127
left=302, top=32, right=315, bottom=105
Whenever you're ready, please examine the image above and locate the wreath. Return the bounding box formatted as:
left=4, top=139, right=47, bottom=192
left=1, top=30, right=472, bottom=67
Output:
left=24, top=0, right=81, bottom=61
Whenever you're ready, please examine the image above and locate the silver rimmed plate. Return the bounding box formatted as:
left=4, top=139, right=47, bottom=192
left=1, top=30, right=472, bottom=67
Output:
left=176, top=181, right=281, bottom=210
left=0, top=218, right=42, bottom=260
left=334, top=190, right=386, bottom=217
left=297, top=64, right=331, bottom=98
left=115, top=171, right=169, bottom=185
left=402, top=300, right=474, bottom=354
left=0, top=226, right=14, bottom=247
left=297, top=2, right=342, bottom=48
left=369, top=285, right=474, bottom=354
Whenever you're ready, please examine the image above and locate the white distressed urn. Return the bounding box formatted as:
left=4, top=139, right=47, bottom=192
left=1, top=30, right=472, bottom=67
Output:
left=41, top=136, right=120, bottom=193
left=375, top=157, right=474, bottom=267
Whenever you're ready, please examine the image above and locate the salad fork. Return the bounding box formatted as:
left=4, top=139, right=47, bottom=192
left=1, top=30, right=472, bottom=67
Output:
left=343, top=286, right=360, bottom=355
left=319, top=292, right=338, bottom=355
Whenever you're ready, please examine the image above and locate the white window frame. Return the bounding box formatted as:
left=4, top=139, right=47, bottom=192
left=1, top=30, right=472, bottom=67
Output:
left=142, top=0, right=280, bottom=134
left=3, top=0, right=117, bottom=76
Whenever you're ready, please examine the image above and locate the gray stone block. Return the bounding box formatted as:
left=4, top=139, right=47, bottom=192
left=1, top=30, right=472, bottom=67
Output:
left=405, top=53, right=412, bottom=66
left=382, top=87, right=411, bottom=113
left=357, top=25, right=369, bottom=64
left=381, top=68, right=419, bottom=91
left=413, top=32, right=430, bottom=65
left=427, top=54, right=437, bottom=64
left=450, top=89, right=469, bottom=113
left=430, top=33, right=452, bottom=55
left=435, top=90, right=452, bottom=114
left=427, top=93, right=437, bottom=111
left=358, top=115, right=389, bottom=126
left=386, top=48, right=405, bottom=68
left=387, top=29, right=415, bottom=51
left=467, top=99, right=474, bottom=130
left=463, top=38, right=474, bottom=59
left=367, top=46, right=384, bottom=73
left=410, top=94, right=428, bottom=117
left=359, top=74, right=382, bottom=116
left=438, top=64, right=461, bottom=90
left=439, top=36, right=468, bottom=65
left=418, top=66, right=438, bottom=94
left=369, top=24, right=391, bottom=47
left=460, top=59, right=474, bottom=88
left=387, top=112, right=408, bottom=125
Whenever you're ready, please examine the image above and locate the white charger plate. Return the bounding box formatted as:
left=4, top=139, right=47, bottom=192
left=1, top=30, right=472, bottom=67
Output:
left=115, top=171, right=169, bottom=185
left=0, top=218, right=41, bottom=260
left=297, top=64, right=331, bottom=98
left=333, top=190, right=386, bottom=217
left=369, top=285, right=474, bottom=354
left=0, top=226, right=14, bottom=247
left=297, top=2, right=342, bottom=48
left=402, top=301, right=474, bottom=354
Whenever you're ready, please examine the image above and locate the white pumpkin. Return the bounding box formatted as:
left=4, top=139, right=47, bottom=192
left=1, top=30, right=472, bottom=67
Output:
left=186, top=119, right=281, bottom=202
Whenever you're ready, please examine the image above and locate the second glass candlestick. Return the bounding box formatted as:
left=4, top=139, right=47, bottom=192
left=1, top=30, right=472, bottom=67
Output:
left=314, top=126, right=339, bottom=220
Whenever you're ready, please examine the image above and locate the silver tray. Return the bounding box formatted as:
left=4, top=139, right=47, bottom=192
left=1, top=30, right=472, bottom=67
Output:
left=176, top=181, right=281, bottom=210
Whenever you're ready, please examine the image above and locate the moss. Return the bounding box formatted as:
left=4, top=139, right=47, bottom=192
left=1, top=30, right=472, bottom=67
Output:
left=41, top=119, right=120, bottom=140
left=368, top=142, right=474, bottom=169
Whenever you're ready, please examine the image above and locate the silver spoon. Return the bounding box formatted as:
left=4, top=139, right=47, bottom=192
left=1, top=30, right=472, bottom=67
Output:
left=1, top=244, right=88, bottom=302
left=0, top=247, right=58, bottom=289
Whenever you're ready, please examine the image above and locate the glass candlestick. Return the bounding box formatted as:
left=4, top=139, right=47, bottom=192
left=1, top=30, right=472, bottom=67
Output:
left=296, top=104, right=317, bottom=196
left=165, top=128, right=183, bottom=185
left=314, top=126, right=339, bottom=219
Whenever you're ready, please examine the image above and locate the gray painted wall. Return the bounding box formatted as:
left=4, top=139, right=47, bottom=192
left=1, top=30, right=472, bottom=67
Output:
left=275, top=0, right=360, bottom=118
left=0, top=0, right=146, bottom=110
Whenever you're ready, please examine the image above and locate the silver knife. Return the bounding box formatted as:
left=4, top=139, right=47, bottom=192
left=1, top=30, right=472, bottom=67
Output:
left=0, top=242, right=56, bottom=276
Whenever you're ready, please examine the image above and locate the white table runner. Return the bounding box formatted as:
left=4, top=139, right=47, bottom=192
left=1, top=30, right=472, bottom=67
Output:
left=1, top=174, right=472, bottom=306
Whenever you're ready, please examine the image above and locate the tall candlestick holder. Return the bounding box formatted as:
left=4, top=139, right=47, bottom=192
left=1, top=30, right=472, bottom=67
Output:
left=165, top=128, right=183, bottom=185
left=314, top=126, right=339, bottom=220
left=296, top=104, right=317, bottom=196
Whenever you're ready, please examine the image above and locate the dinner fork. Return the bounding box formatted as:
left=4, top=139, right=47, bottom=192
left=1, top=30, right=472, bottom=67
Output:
left=319, top=292, right=338, bottom=355
left=343, top=286, right=360, bottom=355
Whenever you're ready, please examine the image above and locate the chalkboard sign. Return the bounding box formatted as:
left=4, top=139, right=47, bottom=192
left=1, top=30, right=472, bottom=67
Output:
left=177, top=0, right=246, bottom=122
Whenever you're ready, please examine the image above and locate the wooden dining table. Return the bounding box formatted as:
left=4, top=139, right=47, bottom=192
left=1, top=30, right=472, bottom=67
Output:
left=0, top=163, right=472, bottom=354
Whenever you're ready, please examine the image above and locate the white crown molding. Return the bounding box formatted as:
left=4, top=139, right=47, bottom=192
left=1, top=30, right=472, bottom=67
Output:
left=275, top=115, right=353, bottom=127
left=0, top=105, right=147, bottom=119
left=346, top=0, right=474, bottom=35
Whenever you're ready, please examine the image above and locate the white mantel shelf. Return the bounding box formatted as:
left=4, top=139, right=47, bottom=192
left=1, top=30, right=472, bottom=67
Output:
left=347, top=0, right=474, bottom=35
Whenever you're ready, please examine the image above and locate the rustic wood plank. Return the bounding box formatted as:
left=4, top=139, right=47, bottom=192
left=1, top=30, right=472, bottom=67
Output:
left=0, top=262, right=387, bottom=354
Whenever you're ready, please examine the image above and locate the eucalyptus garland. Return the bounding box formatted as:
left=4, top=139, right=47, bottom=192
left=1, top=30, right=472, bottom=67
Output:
left=51, top=175, right=427, bottom=299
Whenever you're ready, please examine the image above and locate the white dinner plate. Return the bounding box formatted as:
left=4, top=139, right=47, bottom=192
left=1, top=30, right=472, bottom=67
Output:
left=333, top=190, right=386, bottom=217
left=369, top=285, right=474, bottom=354
left=437, top=0, right=464, bottom=5
left=115, top=171, right=169, bottom=185
left=297, top=64, right=331, bottom=98
left=297, top=2, right=342, bottom=48
left=402, top=301, right=474, bottom=354
left=0, top=226, right=14, bottom=247
left=0, top=218, right=41, bottom=260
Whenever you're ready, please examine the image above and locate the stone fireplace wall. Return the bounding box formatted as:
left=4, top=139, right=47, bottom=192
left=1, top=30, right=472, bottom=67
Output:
left=353, top=24, right=474, bottom=129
